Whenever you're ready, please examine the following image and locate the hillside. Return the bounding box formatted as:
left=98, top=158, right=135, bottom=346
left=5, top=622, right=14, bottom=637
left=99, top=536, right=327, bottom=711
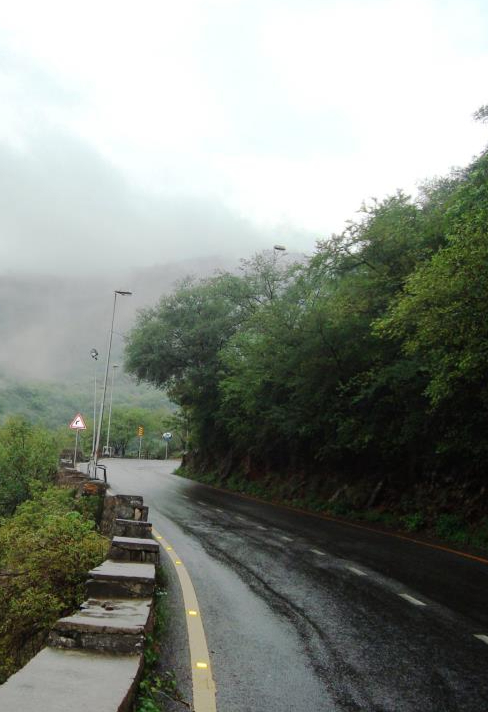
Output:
left=0, top=256, right=233, bottom=425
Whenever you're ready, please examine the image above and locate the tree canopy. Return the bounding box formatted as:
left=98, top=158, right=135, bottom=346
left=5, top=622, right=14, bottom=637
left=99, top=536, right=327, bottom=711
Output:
left=125, top=146, right=488, bottom=481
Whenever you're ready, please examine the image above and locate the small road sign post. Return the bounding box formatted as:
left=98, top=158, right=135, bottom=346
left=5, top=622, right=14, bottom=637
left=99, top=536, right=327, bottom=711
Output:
left=137, top=425, right=144, bottom=459
left=162, top=432, right=172, bottom=460
left=69, top=413, right=87, bottom=469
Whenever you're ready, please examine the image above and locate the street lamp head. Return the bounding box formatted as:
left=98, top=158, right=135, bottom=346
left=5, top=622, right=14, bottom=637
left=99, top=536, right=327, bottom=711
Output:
left=273, top=244, right=286, bottom=251
left=115, top=290, right=132, bottom=296
left=113, top=364, right=119, bottom=369
left=90, top=348, right=98, bottom=360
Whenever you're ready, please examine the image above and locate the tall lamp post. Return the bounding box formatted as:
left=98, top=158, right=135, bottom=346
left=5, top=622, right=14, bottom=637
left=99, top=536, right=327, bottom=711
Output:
left=273, top=244, right=286, bottom=263
left=90, top=348, right=99, bottom=462
left=105, top=364, right=119, bottom=457
left=93, top=290, right=132, bottom=473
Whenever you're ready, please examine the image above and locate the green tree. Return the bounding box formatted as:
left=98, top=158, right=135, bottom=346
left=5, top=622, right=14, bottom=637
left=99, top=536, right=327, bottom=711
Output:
left=377, top=149, right=488, bottom=465
left=0, top=417, right=58, bottom=516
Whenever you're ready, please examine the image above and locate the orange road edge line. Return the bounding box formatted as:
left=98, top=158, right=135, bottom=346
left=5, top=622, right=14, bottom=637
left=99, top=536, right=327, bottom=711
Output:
left=152, top=527, right=217, bottom=712
left=185, top=481, right=488, bottom=567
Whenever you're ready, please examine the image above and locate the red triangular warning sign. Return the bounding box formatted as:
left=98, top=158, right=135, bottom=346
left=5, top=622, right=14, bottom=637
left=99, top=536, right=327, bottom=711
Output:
left=69, top=413, right=87, bottom=430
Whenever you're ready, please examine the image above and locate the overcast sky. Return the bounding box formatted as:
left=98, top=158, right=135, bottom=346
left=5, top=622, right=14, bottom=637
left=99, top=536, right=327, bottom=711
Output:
left=1, top=0, right=487, bottom=275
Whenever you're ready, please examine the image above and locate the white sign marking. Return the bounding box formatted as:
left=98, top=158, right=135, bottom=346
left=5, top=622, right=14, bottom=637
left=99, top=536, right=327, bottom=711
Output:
left=69, top=413, right=87, bottom=430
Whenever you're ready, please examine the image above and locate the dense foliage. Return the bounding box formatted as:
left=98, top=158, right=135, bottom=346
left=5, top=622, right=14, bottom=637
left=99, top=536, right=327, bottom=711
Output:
left=0, top=486, right=108, bottom=682
left=0, top=417, right=59, bottom=516
left=0, top=373, right=171, bottom=429
left=125, top=147, right=488, bottom=482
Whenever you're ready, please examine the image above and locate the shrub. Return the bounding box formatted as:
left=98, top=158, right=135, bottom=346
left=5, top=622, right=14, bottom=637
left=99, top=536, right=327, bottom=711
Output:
left=326, top=500, right=352, bottom=516
left=434, top=513, right=468, bottom=543
left=0, top=486, right=109, bottom=682
left=471, top=518, right=488, bottom=549
left=401, top=512, right=425, bottom=532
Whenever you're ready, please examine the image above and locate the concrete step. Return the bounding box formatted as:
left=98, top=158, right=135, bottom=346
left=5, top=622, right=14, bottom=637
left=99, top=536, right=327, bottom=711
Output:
left=86, top=560, right=155, bottom=599
left=109, top=536, right=160, bottom=563
left=0, top=647, right=143, bottom=712
left=49, top=598, right=153, bottom=654
left=114, top=518, right=152, bottom=538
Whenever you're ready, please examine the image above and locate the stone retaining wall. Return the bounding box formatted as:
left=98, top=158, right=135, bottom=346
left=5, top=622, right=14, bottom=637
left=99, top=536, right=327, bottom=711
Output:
left=0, top=485, right=159, bottom=712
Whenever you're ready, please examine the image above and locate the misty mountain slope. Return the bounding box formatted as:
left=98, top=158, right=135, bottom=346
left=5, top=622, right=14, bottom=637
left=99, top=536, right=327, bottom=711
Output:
left=0, top=256, right=233, bottom=382
left=0, top=256, right=234, bottom=424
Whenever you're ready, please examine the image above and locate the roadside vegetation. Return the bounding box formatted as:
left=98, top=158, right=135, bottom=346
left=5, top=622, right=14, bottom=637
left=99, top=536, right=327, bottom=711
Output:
left=0, top=416, right=59, bottom=517
left=0, top=417, right=108, bottom=683
left=125, top=118, right=488, bottom=545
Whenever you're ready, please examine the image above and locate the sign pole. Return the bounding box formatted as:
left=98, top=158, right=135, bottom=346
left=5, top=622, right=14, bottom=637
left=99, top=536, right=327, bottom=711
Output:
left=74, top=429, right=79, bottom=469
left=162, top=432, right=172, bottom=460
left=138, top=436, right=142, bottom=459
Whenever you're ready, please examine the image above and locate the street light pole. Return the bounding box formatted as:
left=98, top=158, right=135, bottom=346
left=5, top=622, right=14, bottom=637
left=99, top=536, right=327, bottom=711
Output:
left=93, top=290, right=132, bottom=473
left=90, top=348, right=98, bottom=463
left=273, top=244, right=286, bottom=264
left=105, top=364, right=119, bottom=456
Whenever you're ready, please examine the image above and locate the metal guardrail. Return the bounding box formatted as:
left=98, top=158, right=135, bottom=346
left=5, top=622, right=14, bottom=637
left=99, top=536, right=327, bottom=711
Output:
left=87, top=459, right=107, bottom=483
left=95, top=464, right=107, bottom=483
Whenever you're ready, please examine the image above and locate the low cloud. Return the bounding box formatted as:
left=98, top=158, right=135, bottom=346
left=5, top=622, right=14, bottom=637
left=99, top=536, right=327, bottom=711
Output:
left=0, top=131, right=274, bottom=276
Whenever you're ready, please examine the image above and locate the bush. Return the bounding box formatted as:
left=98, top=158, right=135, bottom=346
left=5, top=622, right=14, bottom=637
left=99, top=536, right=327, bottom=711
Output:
left=0, top=486, right=109, bottom=682
left=326, top=500, right=352, bottom=516
left=401, top=512, right=425, bottom=532
left=434, top=513, right=468, bottom=543
left=471, top=518, right=488, bottom=548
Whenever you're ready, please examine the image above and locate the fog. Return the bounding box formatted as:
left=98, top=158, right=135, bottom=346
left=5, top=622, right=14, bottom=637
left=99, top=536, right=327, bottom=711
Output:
left=0, top=133, right=277, bottom=275
left=0, top=257, right=235, bottom=382
left=1, top=0, right=488, bottom=388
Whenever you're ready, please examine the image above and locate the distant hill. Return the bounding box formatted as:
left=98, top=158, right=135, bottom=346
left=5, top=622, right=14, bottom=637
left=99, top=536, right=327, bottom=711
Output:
left=0, top=255, right=234, bottom=424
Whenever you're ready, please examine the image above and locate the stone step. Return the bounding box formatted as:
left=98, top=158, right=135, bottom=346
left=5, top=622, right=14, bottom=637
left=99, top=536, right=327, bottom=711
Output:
left=49, top=598, right=153, bottom=654
left=0, top=647, right=143, bottom=712
left=109, top=536, right=160, bottom=563
left=86, top=560, right=155, bottom=599
left=115, top=518, right=153, bottom=539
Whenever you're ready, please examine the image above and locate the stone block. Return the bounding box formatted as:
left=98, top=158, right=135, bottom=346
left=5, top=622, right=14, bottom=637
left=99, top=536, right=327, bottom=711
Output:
left=134, top=505, right=149, bottom=522
left=49, top=598, right=153, bottom=654
left=86, top=560, right=155, bottom=599
left=115, top=518, right=152, bottom=538
left=109, top=536, right=160, bottom=563
left=100, top=494, right=146, bottom=536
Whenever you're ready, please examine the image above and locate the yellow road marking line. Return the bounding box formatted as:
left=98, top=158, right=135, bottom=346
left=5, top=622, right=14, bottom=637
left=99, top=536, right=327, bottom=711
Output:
left=152, top=527, right=217, bottom=712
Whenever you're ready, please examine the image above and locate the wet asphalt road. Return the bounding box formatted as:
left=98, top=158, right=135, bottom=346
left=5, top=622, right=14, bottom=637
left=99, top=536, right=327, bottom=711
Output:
left=100, top=458, right=488, bottom=712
